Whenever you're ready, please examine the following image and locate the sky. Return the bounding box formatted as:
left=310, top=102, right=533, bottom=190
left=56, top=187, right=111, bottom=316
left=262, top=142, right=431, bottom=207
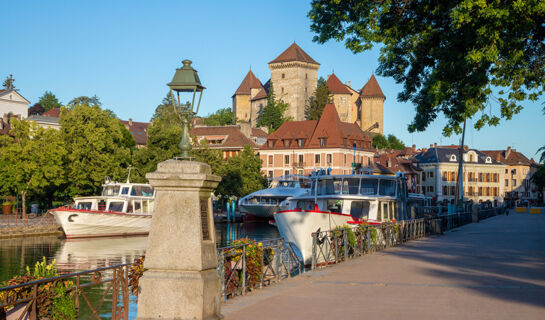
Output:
left=1, top=1, right=543, bottom=159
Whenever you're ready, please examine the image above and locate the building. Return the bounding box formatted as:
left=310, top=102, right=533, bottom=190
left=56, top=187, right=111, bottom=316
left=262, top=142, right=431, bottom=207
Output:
left=232, top=43, right=385, bottom=134
left=190, top=123, right=267, bottom=160
left=415, top=145, right=506, bottom=204
left=482, top=147, right=541, bottom=204
left=28, top=107, right=61, bottom=130
left=0, top=86, right=29, bottom=120
left=121, top=119, right=149, bottom=148
left=259, top=103, right=375, bottom=177
left=375, top=149, right=423, bottom=193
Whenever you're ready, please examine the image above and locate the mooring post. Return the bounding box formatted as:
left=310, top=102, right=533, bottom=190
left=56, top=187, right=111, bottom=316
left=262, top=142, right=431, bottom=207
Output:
left=136, top=159, right=222, bottom=320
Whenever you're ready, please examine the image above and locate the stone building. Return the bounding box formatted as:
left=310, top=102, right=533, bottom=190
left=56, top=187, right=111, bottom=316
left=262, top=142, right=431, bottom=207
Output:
left=0, top=85, right=30, bottom=136
left=259, top=103, right=374, bottom=177
left=375, top=149, right=423, bottom=194
left=357, top=75, right=385, bottom=134
left=27, top=107, right=62, bottom=130
left=121, top=118, right=149, bottom=148
left=482, top=147, right=542, bottom=204
left=232, top=70, right=265, bottom=124
left=415, top=145, right=506, bottom=204
left=326, top=73, right=357, bottom=124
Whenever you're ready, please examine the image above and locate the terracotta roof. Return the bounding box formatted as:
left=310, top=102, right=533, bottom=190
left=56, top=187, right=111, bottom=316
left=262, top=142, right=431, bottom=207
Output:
left=262, top=103, right=373, bottom=151
left=251, top=87, right=268, bottom=101
left=269, top=42, right=319, bottom=65
left=326, top=74, right=351, bottom=95
left=360, top=74, right=385, bottom=99
left=234, top=70, right=264, bottom=95
left=120, top=120, right=149, bottom=145
left=482, top=149, right=532, bottom=166
left=190, top=125, right=261, bottom=149
left=42, top=108, right=61, bottom=118
left=251, top=128, right=268, bottom=138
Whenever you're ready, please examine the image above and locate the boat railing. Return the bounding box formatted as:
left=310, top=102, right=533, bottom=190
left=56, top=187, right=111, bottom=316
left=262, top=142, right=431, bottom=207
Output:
left=217, top=238, right=303, bottom=300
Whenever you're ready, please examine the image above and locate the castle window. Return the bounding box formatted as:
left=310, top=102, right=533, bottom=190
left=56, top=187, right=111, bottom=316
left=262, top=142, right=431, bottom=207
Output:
left=282, top=73, right=285, bottom=79
left=305, top=73, right=308, bottom=79
left=305, top=87, right=307, bottom=94
left=284, top=155, right=290, bottom=165
left=315, top=154, right=321, bottom=164
left=281, top=87, right=284, bottom=94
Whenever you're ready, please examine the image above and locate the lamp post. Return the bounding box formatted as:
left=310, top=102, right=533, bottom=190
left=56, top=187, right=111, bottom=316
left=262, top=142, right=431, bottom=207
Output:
left=167, top=59, right=205, bottom=159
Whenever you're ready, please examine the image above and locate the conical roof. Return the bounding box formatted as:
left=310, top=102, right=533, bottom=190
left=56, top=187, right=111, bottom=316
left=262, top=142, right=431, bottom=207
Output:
left=360, top=74, right=385, bottom=99
left=326, top=73, right=351, bottom=94
left=269, top=42, right=319, bottom=65
left=234, top=70, right=264, bottom=95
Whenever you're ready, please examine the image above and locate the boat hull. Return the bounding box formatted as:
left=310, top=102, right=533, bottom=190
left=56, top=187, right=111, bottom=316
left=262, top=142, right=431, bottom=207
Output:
left=52, top=209, right=151, bottom=238
left=239, top=203, right=286, bottom=218
left=274, top=209, right=357, bottom=265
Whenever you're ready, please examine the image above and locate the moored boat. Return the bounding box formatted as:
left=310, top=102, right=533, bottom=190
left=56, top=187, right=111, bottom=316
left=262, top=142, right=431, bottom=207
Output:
left=51, top=179, right=155, bottom=239
left=274, top=173, right=411, bottom=265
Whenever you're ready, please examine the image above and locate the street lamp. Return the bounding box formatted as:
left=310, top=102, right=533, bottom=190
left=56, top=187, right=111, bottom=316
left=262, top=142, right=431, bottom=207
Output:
left=167, top=59, right=205, bottom=159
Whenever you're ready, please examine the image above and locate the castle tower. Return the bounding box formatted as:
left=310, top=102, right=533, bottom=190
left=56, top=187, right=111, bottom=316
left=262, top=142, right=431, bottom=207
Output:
left=232, top=70, right=264, bottom=123
left=268, top=43, right=319, bottom=121
left=358, top=74, right=385, bottom=134
left=326, top=73, right=354, bottom=123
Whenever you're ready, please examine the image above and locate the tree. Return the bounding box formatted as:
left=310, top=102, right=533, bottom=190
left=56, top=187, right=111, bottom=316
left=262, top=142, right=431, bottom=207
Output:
left=305, top=77, right=330, bottom=120
left=0, top=119, right=66, bottom=216
left=256, top=84, right=291, bottom=132
left=2, top=74, right=15, bottom=90
left=60, top=103, right=132, bottom=197
left=67, top=95, right=101, bottom=107
left=28, top=103, right=45, bottom=116
left=372, top=133, right=405, bottom=150
left=203, top=108, right=235, bottom=126
left=309, top=1, right=545, bottom=136
left=38, top=91, right=62, bottom=112
left=387, top=134, right=405, bottom=150
left=531, top=165, right=545, bottom=201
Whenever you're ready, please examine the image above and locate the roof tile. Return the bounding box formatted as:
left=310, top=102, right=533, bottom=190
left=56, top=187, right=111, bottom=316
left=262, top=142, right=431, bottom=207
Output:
left=269, top=42, right=319, bottom=65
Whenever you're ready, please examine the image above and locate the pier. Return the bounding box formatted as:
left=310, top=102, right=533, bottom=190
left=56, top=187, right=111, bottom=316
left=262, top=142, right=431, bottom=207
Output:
left=222, top=211, right=545, bottom=319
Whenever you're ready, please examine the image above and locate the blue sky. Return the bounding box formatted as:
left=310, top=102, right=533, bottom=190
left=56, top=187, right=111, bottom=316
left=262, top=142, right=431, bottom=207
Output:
left=1, top=1, right=543, bottom=159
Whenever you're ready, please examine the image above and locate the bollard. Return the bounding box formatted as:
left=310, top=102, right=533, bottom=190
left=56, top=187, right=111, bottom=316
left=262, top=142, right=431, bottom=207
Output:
left=472, top=204, right=479, bottom=223
left=226, top=201, right=231, bottom=222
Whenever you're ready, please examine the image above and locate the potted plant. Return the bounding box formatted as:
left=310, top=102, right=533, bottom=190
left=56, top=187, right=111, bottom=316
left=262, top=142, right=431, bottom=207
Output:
left=2, top=201, right=12, bottom=215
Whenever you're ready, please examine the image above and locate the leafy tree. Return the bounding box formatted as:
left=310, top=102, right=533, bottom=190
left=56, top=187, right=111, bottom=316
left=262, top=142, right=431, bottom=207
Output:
left=38, top=91, right=62, bottom=112
left=531, top=165, right=545, bottom=200
left=60, top=103, right=132, bottom=197
left=387, top=134, right=405, bottom=150
left=67, top=95, right=101, bottom=107
left=2, top=75, right=15, bottom=90
left=0, top=119, right=66, bottom=216
left=203, top=108, right=235, bottom=126
left=372, top=134, right=389, bottom=150
left=28, top=103, right=45, bottom=116
left=256, top=83, right=291, bottom=132
left=305, top=77, right=330, bottom=120
left=309, top=1, right=545, bottom=136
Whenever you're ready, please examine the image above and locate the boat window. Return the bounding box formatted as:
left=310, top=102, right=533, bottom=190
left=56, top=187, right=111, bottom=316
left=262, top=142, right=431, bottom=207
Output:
left=76, top=202, right=92, bottom=210
left=326, top=199, right=343, bottom=213
left=103, top=186, right=120, bottom=196
left=317, top=180, right=327, bottom=195
left=131, top=186, right=154, bottom=197
left=121, top=187, right=130, bottom=195
left=98, top=200, right=106, bottom=211
left=323, top=178, right=342, bottom=195
left=298, top=200, right=315, bottom=210
left=108, top=201, right=124, bottom=212
left=360, top=179, right=378, bottom=195
left=343, top=178, right=360, bottom=194
left=350, top=201, right=370, bottom=220
left=133, top=200, right=142, bottom=213
left=379, top=180, right=396, bottom=196
left=392, top=202, right=397, bottom=220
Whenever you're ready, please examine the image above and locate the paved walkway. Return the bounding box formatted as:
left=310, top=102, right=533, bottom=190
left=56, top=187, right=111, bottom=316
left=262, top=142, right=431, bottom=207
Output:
left=222, top=211, right=545, bottom=319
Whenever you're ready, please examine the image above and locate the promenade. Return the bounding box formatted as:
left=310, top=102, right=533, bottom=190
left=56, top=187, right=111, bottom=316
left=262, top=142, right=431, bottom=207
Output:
left=222, top=211, right=545, bottom=319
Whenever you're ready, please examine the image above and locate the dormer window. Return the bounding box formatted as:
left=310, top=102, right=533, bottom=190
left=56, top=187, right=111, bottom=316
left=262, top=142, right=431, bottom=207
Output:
left=283, top=139, right=290, bottom=148
left=450, top=155, right=457, bottom=162
left=268, top=140, right=274, bottom=148
left=319, top=138, right=327, bottom=147
left=297, top=139, right=304, bottom=147
left=485, top=156, right=492, bottom=164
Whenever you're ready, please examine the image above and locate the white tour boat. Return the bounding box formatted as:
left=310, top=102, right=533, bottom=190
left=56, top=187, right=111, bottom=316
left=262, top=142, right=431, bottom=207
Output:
left=52, top=178, right=155, bottom=239
left=274, top=173, right=410, bottom=265
left=238, top=175, right=311, bottom=219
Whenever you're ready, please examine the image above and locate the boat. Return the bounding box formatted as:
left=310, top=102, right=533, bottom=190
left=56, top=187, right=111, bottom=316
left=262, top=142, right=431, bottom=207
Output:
left=273, top=172, right=411, bottom=265
left=51, top=178, right=155, bottom=239
left=238, top=175, right=311, bottom=219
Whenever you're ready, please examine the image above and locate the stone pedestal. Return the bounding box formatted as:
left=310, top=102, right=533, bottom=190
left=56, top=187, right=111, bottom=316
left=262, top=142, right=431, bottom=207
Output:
left=137, top=160, right=222, bottom=320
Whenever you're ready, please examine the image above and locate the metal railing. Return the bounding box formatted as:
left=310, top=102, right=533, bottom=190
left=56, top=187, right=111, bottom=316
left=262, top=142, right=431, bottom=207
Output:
left=0, top=264, right=130, bottom=320
left=311, top=219, right=426, bottom=269
left=217, top=238, right=302, bottom=300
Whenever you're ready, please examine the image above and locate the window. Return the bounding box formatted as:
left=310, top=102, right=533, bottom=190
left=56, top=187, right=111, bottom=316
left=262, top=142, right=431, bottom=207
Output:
left=344, top=154, right=347, bottom=165
left=443, top=186, right=448, bottom=195
left=344, top=178, right=360, bottom=194
left=282, top=73, right=285, bottom=79
left=268, top=155, right=273, bottom=165
left=327, top=199, right=343, bottom=213
left=281, top=87, right=284, bottom=94
left=505, top=179, right=509, bottom=187
left=377, top=202, right=382, bottom=221
left=298, top=154, right=304, bottom=165
left=469, top=154, right=474, bottom=162
left=76, top=202, right=93, bottom=210
left=103, top=186, right=120, bottom=196
left=382, top=202, right=389, bottom=221
left=108, top=202, right=124, bottom=212
left=442, top=171, right=448, bottom=181
left=512, top=179, right=517, bottom=186
left=479, top=173, right=483, bottom=182
left=450, top=155, right=457, bottom=162
left=305, top=73, right=308, bottom=79
left=428, top=171, right=434, bottom=178
left=327, top=154, right=332, bottom=164
left=360, top=179, right=378, bottom=195
left=379, top=180, right=396, bottom=196
left=297, top=139, right=304, bottom=147
left=315, top=154, right=321, bottom=164
left=268, top=171, right=273, bottom=178
left=283, top=139, right=290, bottom=147
left=284, top=170, right=290, bottom=176
left=132, top=186, right=154, bottom=196
left=284, top=155, right=290, bottom=165
left=428, top=186, right=434, bottom=193
left=350, top=201, right=370, bottom=220
left=320, top=138, right=327, bottom=147
left=505, top=168, right=508, bottom=174
left=485, top=157, right=492, bottom=163
left=121, top=187, right=130, bottom=195
left=268, top=140, right=274, bottom=148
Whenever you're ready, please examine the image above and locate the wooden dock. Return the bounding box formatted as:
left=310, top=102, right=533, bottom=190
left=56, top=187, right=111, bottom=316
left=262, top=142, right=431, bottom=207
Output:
left=222, top=210, right=545, bottom=320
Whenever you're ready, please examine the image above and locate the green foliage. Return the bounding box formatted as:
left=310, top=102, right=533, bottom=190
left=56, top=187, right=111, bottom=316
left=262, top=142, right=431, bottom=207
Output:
left=2, top=75, right=15, bottom=90
left=203, top=107, right=235, bottom=126
left=221, top=145, right=268, bottom=198
left=372, top=133, right=405, bottom=150
left=531, top=165, right=545, bottom=191
left=256, top=83, right=292, bottom=132
left=38, top=91, right=62, bottom=112
left=309, top=0, right=545, bottom=136
left=60, top=103, right=132, bottom=197
left=67, top=95, right=101, bottom=107
left=27, top=257, right=58, bottom=278
left=305, top=77, right=330, bottom=120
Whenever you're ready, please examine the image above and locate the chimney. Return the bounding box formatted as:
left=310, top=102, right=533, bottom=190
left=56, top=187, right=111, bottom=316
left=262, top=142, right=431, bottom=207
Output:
left=347, top=80, right=351, bottom=88
left=506, top=146, right=512, bottom=159
left=129, top=118, right=133, bottom=126
left=412, top=144, right=416, bottom=152
left=434, top=142, right=437, bottom=148
left=464, top=145, right=469, bottom=151
left=239, top=121, right=251, bottom=138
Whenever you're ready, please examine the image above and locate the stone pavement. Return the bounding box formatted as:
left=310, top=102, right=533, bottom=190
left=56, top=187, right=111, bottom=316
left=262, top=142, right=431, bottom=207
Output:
left=222, top=211, right=545, bottom=320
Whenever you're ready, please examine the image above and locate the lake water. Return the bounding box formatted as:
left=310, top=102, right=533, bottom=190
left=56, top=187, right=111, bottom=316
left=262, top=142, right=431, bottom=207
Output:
left=0, top=221, right=280, bottom=318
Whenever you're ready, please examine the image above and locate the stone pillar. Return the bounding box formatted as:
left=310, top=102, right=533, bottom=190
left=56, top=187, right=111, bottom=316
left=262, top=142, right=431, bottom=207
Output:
left=137, top=160, right=222, bottom=320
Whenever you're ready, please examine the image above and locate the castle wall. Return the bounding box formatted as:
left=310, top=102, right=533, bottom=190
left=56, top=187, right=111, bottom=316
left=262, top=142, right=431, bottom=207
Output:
left=331, top=93, right=352, bottom=123
left=360, top=97, right=384, bottom=134
left=233, top=95, right=251, bottom=123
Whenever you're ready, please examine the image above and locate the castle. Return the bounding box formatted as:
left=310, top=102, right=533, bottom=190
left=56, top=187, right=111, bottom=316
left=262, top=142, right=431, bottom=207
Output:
left=232, top=42, right=385, bottom=134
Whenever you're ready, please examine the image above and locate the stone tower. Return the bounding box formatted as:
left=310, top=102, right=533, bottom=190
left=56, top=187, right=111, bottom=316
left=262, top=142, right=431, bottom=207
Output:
left=268, top=43, right=319, bottom=121
left=358, top=74, right=385, bottom=134
left=232, top=70, right=264, bottom=123
left=326, top=73, right=355, bottom=123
